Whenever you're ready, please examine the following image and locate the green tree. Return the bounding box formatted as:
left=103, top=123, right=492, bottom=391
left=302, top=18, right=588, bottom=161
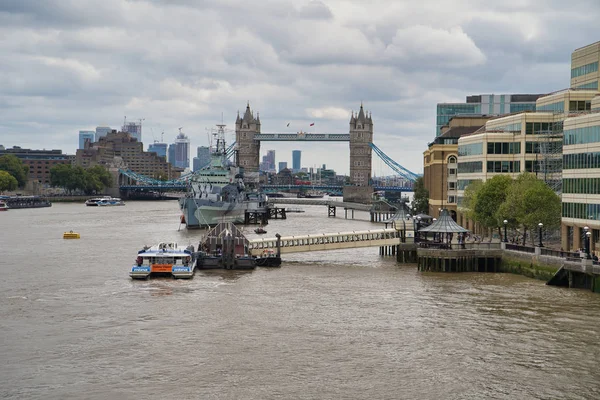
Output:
left=498, top=173, right=561, bottom=245
left=87, top=165, right=113, bottom=188
left=472, top=175, right=513, bottom=237
left=411, top=176, right=429, bottom=214
left=50, top=164, right=72, bottom=189
left=0, top=155, right=29, bottom=187
left=461, top=179, right=483, bottom=222
left=0, top=170, right=18, bottom=193
left=50, top=164, right=112, bottom=195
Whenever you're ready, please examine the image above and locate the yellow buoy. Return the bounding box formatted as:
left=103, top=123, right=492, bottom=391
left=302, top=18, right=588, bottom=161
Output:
left=63, top=231, right=80, bottom=239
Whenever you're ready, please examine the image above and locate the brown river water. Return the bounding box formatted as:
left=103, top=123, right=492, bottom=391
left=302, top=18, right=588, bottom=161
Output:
left=1, top=201, right=600, bottom=399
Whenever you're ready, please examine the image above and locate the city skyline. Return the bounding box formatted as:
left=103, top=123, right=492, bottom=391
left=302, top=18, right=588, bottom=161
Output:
left=0, top=1, right=598, bottom=174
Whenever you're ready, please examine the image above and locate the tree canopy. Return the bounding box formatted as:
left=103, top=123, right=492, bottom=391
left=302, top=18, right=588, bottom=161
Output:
left=50, top=164, right=113, bottom=195
left=466, top=173, right=561, bottom=243
left=0, top=170, right=18, bottom=193
left=411, top=176, right=429, bottom=214
left=471, top=175, right=512, bottom=229
left=0, top=155, right=29, bottom=188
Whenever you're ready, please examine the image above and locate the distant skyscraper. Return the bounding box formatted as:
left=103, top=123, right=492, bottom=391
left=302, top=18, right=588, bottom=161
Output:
left=173, top=130, right=190, bottom=169
left=122, top=121, right=142, bottom=143
left=95, top=126, right=112, bottom=142
left=78, top=130, right=95, bottom=150
left=168, top=143, right=176, bottom=165
left=148, top=142, right=168, bottom=159
left=292, top=150, right=301, bottom=172
left=193, top=146, right=210, bottom=171
left=278, top=161, right=288, bottom=172
left=266, top=150, right=275, bottom=170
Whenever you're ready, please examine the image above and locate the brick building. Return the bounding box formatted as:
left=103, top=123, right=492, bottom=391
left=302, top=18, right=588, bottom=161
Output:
left=0, top=146, right=73, bottom=186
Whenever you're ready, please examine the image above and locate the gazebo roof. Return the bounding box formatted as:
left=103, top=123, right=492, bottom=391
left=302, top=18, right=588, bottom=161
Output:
left=418, top=209, right=469, bottom=233
left=382, top=207, right=410, bottom=224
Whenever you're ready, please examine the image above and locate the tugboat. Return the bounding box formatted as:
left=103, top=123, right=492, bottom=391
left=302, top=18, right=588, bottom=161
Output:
left=130, top=242, right=196, bottom=279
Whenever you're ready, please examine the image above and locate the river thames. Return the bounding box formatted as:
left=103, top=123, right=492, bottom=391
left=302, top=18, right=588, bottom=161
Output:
left=1, top=200, right=600, bottom=399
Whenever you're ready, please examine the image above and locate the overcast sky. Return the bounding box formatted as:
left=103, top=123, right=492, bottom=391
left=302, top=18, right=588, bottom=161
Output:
left=0, top=0, right=598, bottom=175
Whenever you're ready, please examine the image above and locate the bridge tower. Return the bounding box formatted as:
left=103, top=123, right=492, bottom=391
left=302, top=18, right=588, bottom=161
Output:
left=235, top=103, right=261, bottom=174
left=344, top=104, right=374, bottom=203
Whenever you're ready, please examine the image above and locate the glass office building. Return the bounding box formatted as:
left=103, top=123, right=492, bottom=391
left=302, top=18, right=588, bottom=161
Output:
left=436, top=94, right=542, bottom=136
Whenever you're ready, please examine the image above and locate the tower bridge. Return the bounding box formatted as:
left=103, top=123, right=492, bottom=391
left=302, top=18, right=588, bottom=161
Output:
left=116, top=103, right=420, bottom=203
left=236, top=103, right=375, bottom=203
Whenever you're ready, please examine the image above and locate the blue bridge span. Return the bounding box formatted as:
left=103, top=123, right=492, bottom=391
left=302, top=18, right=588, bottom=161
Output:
left=118, top=140, right=418, bottom=194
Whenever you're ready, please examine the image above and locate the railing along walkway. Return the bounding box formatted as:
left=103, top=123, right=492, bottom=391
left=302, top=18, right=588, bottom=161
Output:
left=248, top=228, right=402, bottom=256
left=267, top=198, right=372, bottom=211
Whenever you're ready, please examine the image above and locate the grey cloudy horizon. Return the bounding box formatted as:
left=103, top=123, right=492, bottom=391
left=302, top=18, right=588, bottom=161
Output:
left=0, top=0, right=598, bottom=175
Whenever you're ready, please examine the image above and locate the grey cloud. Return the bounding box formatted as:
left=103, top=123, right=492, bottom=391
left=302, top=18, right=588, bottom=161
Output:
left=297, top=0, right=333, bottom=20
left=0, top=0, right=595, bottom=175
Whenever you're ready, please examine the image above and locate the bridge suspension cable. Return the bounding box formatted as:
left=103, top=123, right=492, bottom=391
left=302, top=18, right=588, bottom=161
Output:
left=369, top=143, right=420, bottom=183
left=119, top=141, right=237, bottom=185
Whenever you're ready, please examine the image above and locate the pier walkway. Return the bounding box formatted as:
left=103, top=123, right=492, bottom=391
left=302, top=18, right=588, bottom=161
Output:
left=248, top=227, right=409, bottom=256
left=267, top=198, right=372, bottom=211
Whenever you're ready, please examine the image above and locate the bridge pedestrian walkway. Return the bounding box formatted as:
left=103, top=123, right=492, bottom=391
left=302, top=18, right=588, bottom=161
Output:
left=248, top=227, right=412, bottom=256
left=267, top=198, right=372, bottom=211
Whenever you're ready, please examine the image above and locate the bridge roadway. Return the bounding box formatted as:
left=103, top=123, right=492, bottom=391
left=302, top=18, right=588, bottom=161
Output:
left=248, top=227, right=410, bottom=256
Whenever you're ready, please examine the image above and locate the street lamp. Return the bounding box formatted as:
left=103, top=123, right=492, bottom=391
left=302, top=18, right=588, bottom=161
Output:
left=416, top=216, right=422, bottom=242
left=584, top=226, right=591, bottom=259
left=538, top=222, right=543, bottom=247
left=503, top=220, right=508, bottom=243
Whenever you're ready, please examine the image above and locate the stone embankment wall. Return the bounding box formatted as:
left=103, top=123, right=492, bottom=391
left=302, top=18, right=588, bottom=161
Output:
left=500, top=250, right=562, bottom=281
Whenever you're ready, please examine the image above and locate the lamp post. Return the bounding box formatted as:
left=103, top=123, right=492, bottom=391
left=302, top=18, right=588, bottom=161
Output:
left=584, top=226, right=591, bottom=259
left=538, top=222, right=543, bottom=247
left=416, top=216, right=421, bottom=242
left=503, top=220, right=508, bottom=243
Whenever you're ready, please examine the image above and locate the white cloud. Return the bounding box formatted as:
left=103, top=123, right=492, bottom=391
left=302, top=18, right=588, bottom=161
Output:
left=306, top=107, right=349, bottom=120
left=384, top=25, right=486, bottom=68
left=36, top=56, right=101, bottom=81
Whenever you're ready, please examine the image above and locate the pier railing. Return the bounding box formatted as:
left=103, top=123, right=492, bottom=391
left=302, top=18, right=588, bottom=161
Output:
left=505, top=243, right=536, bottom=253
left=418, top=242, right=501, bottom=250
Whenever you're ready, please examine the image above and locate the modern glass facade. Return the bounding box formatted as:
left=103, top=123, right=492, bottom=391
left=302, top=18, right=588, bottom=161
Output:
left=78, top=131, right=95, bottom=150
left=569, top=100, right=592, bottom=111
left=562, top=202, right=600, bottom=220
left=292, top=150, right=301, bottom=172
left=564, top=125, right=600, bottom=145
left=436, top=94, right=541, bottom=136
left=457, top=161, right=482, bottom=174
left=492, top=123, right=522, bottom=133
left=537, top=101, right=565, bottom=113
left=148, top=143, right=167, bottom=158
left=563, top=178, right=600, bottom=194
left=571, top=61, right=599, bottom=78
left=510, top=103, right=537, bottom=113
left=457, top=143, right=483, bottom=156
left=563, top=152, right=600, bottom=169
left=457, top=179, right=481, bottom=190
left=436, top=104, right=480, bottom=135
left=486, top=160, right=520, bottom=173
left=574, top=81, right=599, bottom=90
left=95, top=126, right=111, bottom=142
left=486, top=142, right=521, bottom=154
left=525, top=121, right=562, bottom=135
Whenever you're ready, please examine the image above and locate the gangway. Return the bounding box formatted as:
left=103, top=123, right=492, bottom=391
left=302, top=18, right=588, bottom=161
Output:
left=248, top=227, right=413, bottom=256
